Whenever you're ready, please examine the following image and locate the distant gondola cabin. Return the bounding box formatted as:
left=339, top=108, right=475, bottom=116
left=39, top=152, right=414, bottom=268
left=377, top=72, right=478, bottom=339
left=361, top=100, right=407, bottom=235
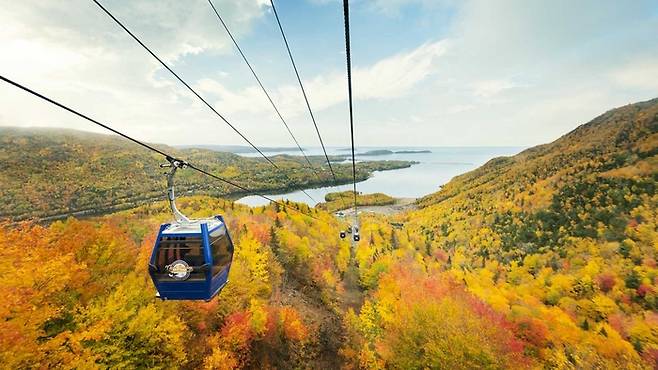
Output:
left=149, top=216, right=234, bottom=301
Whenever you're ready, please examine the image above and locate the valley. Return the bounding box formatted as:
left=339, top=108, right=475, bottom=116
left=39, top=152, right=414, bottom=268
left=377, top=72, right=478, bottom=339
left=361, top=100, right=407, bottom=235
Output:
left=0, top=127, right=414, bottom=221
left=1, top=98, right=657, bottom=368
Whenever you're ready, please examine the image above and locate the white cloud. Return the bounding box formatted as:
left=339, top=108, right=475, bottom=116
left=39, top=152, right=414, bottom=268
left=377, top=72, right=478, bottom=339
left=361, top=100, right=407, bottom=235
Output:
left=611, top=59, right=658, bottom=91
left=195, top=79, right=269, bottom=115
left=471, top=80, right=517, bottom=98
left=366, top=0, right=455, bottom=16
left=355, top=41, right=448, bottom=99
left=1, top=0, right=657, bottom=148
left=197, top=40, right=448, bottom=117
left=446, top=104, right=475, bottom=114
left=378, top=0, right=658, bottom=146
left=2, top=0, right=263, bottom=62
left=0, top=0, right=271, bottom=144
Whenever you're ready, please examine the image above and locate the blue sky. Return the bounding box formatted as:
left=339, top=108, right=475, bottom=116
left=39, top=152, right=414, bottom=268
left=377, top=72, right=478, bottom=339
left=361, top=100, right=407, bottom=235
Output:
left=1, top=0, right=657, bottom=148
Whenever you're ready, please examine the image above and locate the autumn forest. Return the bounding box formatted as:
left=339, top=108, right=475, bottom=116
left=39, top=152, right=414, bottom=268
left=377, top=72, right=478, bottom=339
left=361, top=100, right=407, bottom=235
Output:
left=1, top=98, right=657, bottom=369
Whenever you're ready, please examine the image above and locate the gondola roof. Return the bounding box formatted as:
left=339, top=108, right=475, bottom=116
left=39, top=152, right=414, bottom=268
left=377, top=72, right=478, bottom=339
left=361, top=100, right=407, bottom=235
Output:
left=162, top=218, right=225, bottom=235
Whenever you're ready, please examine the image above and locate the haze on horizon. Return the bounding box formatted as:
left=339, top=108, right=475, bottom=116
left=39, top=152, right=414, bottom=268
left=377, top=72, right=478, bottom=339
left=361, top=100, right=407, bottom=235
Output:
left=1, top=0, right=657, bottom=149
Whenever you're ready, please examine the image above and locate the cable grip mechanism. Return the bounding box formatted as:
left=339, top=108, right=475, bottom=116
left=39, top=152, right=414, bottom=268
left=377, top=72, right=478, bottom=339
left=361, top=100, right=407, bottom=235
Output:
left=160, top=156, right=190, bottom=223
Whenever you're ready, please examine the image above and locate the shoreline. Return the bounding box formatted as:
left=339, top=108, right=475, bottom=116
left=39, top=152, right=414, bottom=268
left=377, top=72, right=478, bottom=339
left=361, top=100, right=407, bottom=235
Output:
left=5, top=167, right=410, bottom=224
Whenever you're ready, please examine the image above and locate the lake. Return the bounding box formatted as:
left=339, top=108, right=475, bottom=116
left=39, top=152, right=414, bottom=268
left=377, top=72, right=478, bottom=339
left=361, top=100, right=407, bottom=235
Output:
left=236, top=146, right=524, bottom=207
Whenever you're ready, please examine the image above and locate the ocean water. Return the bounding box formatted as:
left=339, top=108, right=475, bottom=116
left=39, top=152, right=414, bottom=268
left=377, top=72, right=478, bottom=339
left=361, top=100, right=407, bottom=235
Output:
left=236, top=146, right=524, bottom=207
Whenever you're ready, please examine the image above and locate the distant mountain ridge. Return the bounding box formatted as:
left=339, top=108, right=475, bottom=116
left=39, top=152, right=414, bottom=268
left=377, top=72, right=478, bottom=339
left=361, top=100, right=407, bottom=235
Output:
left=176, top=144, right=304, bottom=153
left=418, top=97, right=657, bottom=209
left=0, top=127, right=414, bottom=220
left=180, top=145, right=433, bottom=156
left=356, top=149, right=432, bottom=156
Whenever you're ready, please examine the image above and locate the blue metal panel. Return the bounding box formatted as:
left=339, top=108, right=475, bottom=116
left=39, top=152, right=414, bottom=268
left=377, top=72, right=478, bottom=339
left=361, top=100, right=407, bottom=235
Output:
left=201, top=222, right=212, bottom=283
left=154, top=280, right=211, bottom=300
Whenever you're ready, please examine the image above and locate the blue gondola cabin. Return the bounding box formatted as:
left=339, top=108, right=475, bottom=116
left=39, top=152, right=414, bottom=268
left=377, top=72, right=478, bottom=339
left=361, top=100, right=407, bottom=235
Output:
left=148, top=215, right=234, bottom=301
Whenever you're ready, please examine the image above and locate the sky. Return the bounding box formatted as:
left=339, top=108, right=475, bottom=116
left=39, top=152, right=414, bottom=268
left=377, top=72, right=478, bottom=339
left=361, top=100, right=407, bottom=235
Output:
left=1, top=0, right=657, bottom=149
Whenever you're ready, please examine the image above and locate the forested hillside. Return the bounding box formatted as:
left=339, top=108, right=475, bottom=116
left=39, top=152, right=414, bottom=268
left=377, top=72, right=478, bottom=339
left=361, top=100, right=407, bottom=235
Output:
left=375, top=98, right=657, bottom=367
left=1, top=99, right=656, bottom=369
left=0, top=127, right=413, bottom=221
left=1, top=197, right=351, bottom=368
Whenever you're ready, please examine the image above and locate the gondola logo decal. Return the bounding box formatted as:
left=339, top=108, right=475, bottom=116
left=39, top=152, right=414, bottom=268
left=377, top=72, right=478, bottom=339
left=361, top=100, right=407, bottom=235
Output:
left=166, top=260, right=193, bottom=280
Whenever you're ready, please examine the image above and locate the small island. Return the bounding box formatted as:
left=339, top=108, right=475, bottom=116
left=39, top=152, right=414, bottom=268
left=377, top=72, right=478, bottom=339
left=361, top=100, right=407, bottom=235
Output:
left=315, top=191, right=395, bottom=213
left=395, top=150, right=431, bottom=154
left=358, top=149, right=394, bottom=156
left=356, top=149, right=432, bottom=156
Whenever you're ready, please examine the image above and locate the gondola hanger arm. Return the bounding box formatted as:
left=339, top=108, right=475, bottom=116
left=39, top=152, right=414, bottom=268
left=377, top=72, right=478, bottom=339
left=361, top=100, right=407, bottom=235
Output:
left=161, top=156, right=190, bottom=223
